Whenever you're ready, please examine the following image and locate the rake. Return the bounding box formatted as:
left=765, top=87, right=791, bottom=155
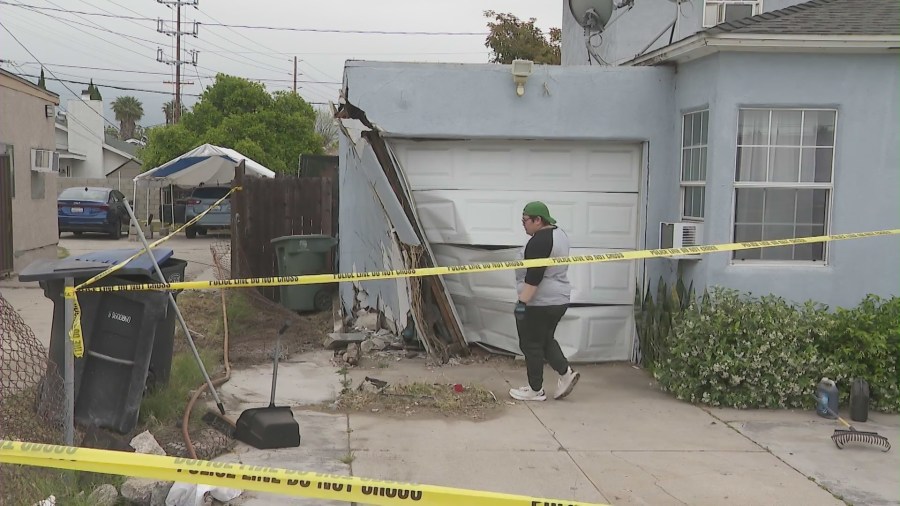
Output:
left=812, top=394, right=891, bottom=452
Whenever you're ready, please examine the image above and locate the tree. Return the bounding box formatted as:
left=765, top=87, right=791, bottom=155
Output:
left=484, top=10, right=560, bottom=65
left=88, top=79, right=102, bottom=101
left=111, top=95, right=144, bottom=141
left=315, top=107, right=339, bottom=155
left=138, top=73, right=323, bottom=173
left=162, top=100, right=187, bottom=125
left=37, top=68, right=46, bottom=89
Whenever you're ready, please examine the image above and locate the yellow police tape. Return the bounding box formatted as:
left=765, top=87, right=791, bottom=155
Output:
left=65, top=187, right=241, bottom=357
left=67, top=228, right=900, bottom=296
left=0, top=440, right=607, bottom=506
left=62, top=228, right=900, bottom=358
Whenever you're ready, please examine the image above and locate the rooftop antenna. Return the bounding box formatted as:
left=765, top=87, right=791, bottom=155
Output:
left=568, top=0, right=634, bottom=65
left=570, top=0, right=690, bottom=65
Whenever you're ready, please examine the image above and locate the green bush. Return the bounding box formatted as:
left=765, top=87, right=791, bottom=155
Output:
left=819, top=295, right=900, bottom=412
left=654, top=287, right=826, bottom=409
left=649, top=287, right=900, bottom=412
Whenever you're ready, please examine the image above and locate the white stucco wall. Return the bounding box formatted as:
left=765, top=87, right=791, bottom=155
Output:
left=66, top=97, right=105, bottom=178
left=674, top=52, right=900, bottom=308
left=337, top=131, right=419, bottom=332
left=0, top=74, right=59, bottom=272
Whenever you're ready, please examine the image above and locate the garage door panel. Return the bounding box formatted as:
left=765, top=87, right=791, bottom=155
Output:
left=413, top=190, right=639, bottom=248
left=451, top=295, right=634, bottom=362
left=392, top=140, right=641, bottom=192
left=433, top=244, right=635, bottom=304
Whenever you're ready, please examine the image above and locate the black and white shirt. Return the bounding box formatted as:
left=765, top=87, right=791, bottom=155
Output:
left=515, top=226, right=571, bottom=307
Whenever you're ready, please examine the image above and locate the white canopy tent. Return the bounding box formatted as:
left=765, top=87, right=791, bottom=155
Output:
left=132, top=143, right=276, bottom=225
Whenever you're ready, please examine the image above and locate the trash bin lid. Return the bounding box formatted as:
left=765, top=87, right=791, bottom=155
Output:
left=18, top=248, right=175, bottom=282
left=75, top=248, right=174, bottom=270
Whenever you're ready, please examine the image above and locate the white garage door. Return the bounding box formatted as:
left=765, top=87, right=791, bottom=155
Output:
left=390, top=139, right=642, bottom=362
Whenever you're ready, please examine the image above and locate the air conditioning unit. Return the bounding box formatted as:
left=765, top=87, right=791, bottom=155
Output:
left=659, top=222, right=704, bottom=259
left=31, top=149, right=59, bottom=173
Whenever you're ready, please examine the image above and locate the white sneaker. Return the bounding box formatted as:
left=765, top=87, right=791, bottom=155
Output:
left=554, top=367, right=580, bottom=400
left=509, top=385, right=546, bottom=401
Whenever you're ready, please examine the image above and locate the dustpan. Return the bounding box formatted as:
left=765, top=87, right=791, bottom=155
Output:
left=233, top=321, right=301, bottom=449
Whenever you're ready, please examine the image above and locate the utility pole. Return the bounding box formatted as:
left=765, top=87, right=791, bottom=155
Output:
left=293, top=56, right=297, bottom=94
left=157, top=0, right=199, bottom=124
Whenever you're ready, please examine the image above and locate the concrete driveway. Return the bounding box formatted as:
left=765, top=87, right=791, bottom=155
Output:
left=214, top=353, right=899, bottom=506
left=1, top=231, right=226, bottom=349
left=3, top=232, right=897, bottom=505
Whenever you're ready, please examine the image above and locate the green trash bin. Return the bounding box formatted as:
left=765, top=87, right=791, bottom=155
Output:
left=271, top=234, right=337, bottom=312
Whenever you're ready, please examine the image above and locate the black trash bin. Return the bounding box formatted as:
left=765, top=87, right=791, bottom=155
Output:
left=74, top=250, right=188, bottom=389
left=19, top=247, right=187, bottom=434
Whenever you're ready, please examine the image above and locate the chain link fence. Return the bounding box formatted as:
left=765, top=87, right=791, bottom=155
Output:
left=0, top=290, right=66, bottom=502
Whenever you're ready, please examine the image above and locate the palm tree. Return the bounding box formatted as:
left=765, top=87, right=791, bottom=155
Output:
left=162, top=100, right=187, bottom=125
left=111, top=95, right=144, bottom=141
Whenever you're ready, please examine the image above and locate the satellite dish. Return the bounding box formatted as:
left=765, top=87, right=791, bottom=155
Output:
left=568, top=0, right=615, bottom=31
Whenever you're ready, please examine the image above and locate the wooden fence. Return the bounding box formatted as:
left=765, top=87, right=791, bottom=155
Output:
left=231, top=163, right=337, bottom=302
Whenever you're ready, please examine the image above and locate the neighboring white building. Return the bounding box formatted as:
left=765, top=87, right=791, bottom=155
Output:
left=55, top=90, right=140, bottom=180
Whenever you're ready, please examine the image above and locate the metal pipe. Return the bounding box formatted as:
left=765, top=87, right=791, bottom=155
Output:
left=63, top=277, right=74, bottom=445
left=121, top=197, right=226, bottom=415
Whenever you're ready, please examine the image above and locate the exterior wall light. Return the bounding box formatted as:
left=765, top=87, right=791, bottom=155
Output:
left=511, top=59, right=534, bottom=97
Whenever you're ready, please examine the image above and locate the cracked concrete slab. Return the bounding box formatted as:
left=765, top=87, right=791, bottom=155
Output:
left=714, top=408, right=900, bottom=506
left=571, top=449, right=842, bottom=505
left=352, top=449, right=609, bottom=503
left=217, top=351, right=342, bottom=413
left=211, top=411, right=351, bottom=506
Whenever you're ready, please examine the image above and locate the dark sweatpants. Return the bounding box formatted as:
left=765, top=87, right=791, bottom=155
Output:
left=517, top=304, right=569, bottom=392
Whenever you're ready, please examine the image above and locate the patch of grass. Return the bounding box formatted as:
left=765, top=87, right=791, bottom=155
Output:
left=225, top=291, right=254, bottom=335
left=57, top=246, right=70, bottom=259
left=139, top=348, right=222, bottom=427
left=335, top=381, right=500, bottom=419
left=1, top=468, right=125, bottom=506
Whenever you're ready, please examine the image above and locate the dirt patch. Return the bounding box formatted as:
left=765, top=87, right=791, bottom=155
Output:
left=333, top=380, right=502, bottom=420
left=173, top=289, right=333, bottom=366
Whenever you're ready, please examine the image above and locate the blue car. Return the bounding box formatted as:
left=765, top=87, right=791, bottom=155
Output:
left=57, top=186, right=128, bottom=239
left=184, top=186, right=232, bottom=238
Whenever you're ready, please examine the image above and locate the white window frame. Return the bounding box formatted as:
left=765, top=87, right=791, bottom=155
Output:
left=731, top=107, right=837, bottom=265
left=31, top=148, right=59, bottom=173
left=680, top=109, right=708, bottom=221
left=703, top=0, right=763, bottom=28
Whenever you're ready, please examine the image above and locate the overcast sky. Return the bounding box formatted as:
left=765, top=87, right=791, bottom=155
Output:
left=0, top=1, right=562, bottom=128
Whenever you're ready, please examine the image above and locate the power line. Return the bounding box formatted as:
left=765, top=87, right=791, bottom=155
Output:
left=0, top=60, right=341, bottom=83
left=10, top=72, right=201, bottom=96
left=6, top=3, right=163, bottom=63
left=194, top=5, right=289, bottom=71
left=0, top=21, right=121, bottom=131
left=0, top=2, right=489, bottom=35
left=17, top=1, right=163, bottom=48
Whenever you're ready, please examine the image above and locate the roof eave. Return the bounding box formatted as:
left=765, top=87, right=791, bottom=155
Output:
left=627, top=34, right=900, bottom=66
left=102, top=143, right=141, bottom=162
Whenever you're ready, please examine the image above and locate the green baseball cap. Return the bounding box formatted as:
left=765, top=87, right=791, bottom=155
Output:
left=522, top=201, right=556, bottom=225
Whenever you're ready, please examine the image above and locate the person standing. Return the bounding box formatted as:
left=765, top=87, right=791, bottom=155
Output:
left=509, top=201, right=580, bottom=401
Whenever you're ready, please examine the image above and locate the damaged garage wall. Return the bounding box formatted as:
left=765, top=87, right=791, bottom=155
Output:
left=339, top=60, right=677, bottom=362
left=336, top=130, right=418, bottom=335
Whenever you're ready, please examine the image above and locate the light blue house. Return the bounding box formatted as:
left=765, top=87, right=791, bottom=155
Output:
left=335, top=0, right=900, bottom=363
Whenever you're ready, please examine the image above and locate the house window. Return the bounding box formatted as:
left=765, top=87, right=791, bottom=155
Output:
left=733, top=108, right=836, bottom=262
left=681, top=110, right=708, bottom=220
left=703, top=1, right=762, bottom=27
